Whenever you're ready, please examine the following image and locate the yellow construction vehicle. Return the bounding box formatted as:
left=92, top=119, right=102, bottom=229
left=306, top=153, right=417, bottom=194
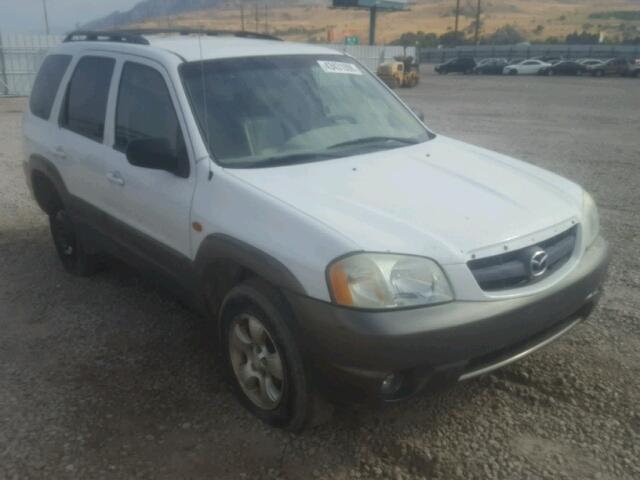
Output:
left=376, top=56, right=420, bottom=88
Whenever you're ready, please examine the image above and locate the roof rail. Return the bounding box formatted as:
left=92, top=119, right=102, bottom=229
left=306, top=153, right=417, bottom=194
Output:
left=63, top=28, right=281, bottom=45
left=63, top=31, right=150, bottom=45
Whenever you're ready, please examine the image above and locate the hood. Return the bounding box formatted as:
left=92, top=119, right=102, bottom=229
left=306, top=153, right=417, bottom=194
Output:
left=227, top=136, right=583, bottom=264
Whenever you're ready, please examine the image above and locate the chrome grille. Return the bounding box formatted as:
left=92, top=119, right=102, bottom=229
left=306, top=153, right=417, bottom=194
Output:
left=468, top=226, right=577, bottom=291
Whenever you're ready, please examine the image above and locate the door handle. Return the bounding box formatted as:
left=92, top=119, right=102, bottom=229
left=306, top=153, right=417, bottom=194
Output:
left=52, top=146, right=67, bottom=160
left=106, top=171, right=125, bottom=186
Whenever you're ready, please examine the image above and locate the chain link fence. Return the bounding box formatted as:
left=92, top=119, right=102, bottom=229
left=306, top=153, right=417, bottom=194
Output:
left=5, top=30, right=638, bottom=96
left=0, top=33, right=63, bottom=96
left=419, top=44, right=640, bottom=64
left=0, top=33, right=414, bottom=97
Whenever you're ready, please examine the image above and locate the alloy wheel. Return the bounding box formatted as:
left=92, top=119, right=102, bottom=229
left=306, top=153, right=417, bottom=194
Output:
left=228, top=312, right=285, bottom=410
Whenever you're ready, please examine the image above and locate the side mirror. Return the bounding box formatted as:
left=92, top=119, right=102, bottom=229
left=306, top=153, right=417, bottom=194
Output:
left=126, top=138, right=178, bottom=174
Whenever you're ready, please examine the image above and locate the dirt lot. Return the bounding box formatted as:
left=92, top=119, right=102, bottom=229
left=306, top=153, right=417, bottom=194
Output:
left=1, top=72, right=639, bottom=479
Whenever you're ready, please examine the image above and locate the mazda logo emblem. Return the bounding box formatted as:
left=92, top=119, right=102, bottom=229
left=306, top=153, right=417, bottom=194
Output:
left=529, top=249, right=549, bottom=277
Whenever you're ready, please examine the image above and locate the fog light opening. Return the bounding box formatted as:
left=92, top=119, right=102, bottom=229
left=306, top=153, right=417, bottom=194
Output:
left=380, top=373, right=403, bottom=396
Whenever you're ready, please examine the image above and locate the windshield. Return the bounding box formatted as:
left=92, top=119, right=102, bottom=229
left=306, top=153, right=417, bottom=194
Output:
left=180, top=54, right=431, bottom=168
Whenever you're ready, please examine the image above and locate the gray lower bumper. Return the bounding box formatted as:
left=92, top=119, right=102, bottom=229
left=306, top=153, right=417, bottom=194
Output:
left=285, top=236, right=609, bottom=401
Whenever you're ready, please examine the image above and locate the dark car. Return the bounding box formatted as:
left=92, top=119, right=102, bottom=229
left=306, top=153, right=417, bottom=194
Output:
left=474, top=58, right=509, bottom=75
left=626, top=63, right=640, bottom=78
left=589, top=58, right=630, bottom=77
left=539, top=61, right=588, bottom=76
left=435, top=57, right=476, bottom=74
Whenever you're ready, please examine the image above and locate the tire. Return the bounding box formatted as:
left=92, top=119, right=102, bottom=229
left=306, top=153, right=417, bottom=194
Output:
left=220, top=278, right=332, bottom=431
left=547, top=70, right=554, bottom=76
left=49, top=208, right=101, bottom=276
left=392, top=77, right=401, bottom=89
left=509, top=69, right=517, bottom=76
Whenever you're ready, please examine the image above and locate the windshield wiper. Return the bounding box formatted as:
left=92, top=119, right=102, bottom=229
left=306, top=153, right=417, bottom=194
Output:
left=233, top=151, right=342, bottom=168
left=327, top=136, right=420, bottom=150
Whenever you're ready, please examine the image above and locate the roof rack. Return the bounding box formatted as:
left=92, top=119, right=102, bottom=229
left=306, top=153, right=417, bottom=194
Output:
left=63, top=31, right=150, bottom=45
left=63, top=28, right=281, bottom=45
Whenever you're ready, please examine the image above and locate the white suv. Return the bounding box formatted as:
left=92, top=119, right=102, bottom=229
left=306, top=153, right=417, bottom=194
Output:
left=23, top=29, right=609, bottom=431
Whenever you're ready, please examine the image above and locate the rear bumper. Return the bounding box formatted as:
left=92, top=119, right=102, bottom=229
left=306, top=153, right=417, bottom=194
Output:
left=285, top=236, right=609, bottom=403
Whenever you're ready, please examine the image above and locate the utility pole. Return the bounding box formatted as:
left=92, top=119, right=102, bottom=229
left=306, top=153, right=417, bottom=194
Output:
left=42, top=0, right=50, bottom=35
left=453, top=0, right=460, bottom=45
left=240, top=5, right=245, bottom=31
left=264, top=4, right=268, bottom=34
left=255, top=4, right=259, bottom=32
left=474, top=0, right=481, bottom=44
left=368, top=6, right=377, bottom=45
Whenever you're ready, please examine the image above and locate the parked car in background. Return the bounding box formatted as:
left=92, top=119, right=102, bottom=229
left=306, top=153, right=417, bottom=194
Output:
left=532, top=56, right=563, bottom=64
left=578, top=58, right=604, bottom=67
left=588, top=58, right=630, bottom=77
left=627, top=63, right=640, bottom=77
left=503, top=59, right=551, bottom=75
left=435, top=57, right=476, bottom=74
left=474, top=58, right=509, bottom=75
left=539, top=61, right=588, bottom=76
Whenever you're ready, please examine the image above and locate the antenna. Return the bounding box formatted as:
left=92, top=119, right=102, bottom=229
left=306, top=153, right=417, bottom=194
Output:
left=197, top=34, right=213, bottom=181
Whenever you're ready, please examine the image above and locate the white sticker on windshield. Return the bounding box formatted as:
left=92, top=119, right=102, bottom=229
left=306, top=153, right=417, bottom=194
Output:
left=317, top=60, right=362, bottom=75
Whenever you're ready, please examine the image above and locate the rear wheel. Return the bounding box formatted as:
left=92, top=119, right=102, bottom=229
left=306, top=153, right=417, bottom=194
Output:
left=49, top=208, right=101, bottom=276
left=220, top=279, right=332, bottom=431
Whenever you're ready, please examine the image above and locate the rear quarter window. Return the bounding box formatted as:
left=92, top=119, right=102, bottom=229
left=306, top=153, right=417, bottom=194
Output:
left=29, top=54, right=72, bottom=120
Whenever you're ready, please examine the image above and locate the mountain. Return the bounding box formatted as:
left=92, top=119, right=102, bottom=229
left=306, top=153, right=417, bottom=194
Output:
left=83, top=0, right=226, bottom=30
left=83, top=0, right=320, bottom=30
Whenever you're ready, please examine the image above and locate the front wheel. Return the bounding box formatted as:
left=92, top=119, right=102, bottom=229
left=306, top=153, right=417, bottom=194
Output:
left=49, top=208, right=101, bottom=276
left=220, top=279, right=332, bottom=431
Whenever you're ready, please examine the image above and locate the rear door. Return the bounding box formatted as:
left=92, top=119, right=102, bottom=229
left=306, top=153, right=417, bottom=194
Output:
left=102, top=56, right=196, bottom=268
left=56, top=55, right=116, bottom=215
left=23, top=53, right=73, bottom=178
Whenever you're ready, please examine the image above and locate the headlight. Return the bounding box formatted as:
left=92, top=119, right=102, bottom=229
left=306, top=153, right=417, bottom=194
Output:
left=582, top=190, right=600, bottom=247
left=327, top=253, right=454, bottom=309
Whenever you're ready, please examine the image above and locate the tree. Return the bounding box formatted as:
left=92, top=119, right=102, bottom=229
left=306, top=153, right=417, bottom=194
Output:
left=438, top=30, right=467, bottom=47
left=565, top=30, right=599, bottom=44
left=390, top=31, right=438, bottom=48
left=486, top=25, right=525, bottom=45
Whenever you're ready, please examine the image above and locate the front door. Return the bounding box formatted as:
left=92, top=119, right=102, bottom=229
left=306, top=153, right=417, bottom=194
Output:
left=102, top=57, right=197, bottom=273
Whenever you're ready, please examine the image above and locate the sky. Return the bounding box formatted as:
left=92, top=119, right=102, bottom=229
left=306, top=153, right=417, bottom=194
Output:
left=0, top=0, right=140, bottom=33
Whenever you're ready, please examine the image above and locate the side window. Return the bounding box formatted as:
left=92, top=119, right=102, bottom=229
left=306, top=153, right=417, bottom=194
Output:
left=115, top=62, right=187, bottom=174
left=60, top=56, right=115, bottom=142
left=29, top=54, right=72, bottom=120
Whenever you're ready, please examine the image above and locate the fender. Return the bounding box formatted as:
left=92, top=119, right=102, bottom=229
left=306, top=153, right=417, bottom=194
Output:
left=194, top=233, right=307, bottom=296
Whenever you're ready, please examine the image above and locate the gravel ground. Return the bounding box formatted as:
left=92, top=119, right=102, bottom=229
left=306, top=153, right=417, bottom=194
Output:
left=1, top=72, right=639, bottom=479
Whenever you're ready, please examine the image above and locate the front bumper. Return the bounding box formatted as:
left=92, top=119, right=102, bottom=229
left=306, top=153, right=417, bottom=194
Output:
left=285, top=236, right=609, bottom=403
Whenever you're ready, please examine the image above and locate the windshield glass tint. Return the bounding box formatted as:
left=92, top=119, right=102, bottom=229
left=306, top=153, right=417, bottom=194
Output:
left=180, top=55, right=430, bottom=167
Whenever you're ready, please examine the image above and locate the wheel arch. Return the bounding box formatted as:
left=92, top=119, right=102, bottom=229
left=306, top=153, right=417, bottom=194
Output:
left=194, top=234, right=307, bottom=328
left=28, top=155, right=69, bottom=215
